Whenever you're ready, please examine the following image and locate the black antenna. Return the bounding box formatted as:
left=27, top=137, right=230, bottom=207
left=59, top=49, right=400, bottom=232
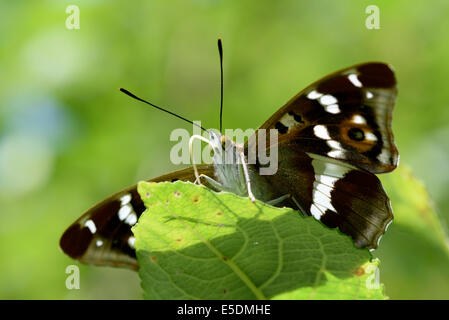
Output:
left=218, top=38, right=224, bottom=134
left=119, top=88, right=207, bottom=132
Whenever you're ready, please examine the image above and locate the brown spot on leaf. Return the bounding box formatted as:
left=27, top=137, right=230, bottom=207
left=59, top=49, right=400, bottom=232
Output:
left=355, top=267, right=365, bottom=277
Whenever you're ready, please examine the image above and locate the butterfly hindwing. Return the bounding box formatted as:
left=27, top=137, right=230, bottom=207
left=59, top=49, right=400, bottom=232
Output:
left=306, top=154, right=393, bottom=249
left=247, top=141, right=393, bottom=249
left=59, top=165, right=214, bottom=270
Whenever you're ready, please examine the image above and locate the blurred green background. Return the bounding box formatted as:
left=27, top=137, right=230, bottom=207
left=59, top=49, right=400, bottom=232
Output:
left=1, top=0, right=448, bottom=299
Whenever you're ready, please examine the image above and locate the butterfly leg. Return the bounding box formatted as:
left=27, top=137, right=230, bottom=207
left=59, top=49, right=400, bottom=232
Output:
left=197, top=173, right=256, bottom=202
left=266, top=193, right=291, bottom=206
left=239, top=151, right=256, bottom=202
left=197, top=174, right=224, bottom=192
left=290, top=196, right=308, bottom=216
left=267, top=194, right=308, bottom=216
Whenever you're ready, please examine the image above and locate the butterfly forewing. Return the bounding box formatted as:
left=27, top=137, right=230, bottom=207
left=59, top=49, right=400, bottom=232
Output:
left=260, top=62, right=398, bottom=174
left=59, top=165, right=214, bottom=270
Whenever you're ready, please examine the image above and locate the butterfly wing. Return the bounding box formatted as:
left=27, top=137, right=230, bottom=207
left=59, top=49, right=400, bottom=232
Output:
left=249, top=62, right=398, bottom=249
left=260, top=62, right=398, bottom=173
left=59, top=165, right=214, bottom=270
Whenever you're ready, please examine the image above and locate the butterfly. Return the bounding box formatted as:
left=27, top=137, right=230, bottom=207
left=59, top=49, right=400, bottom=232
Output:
left=60, top=60, right=398, bottom=271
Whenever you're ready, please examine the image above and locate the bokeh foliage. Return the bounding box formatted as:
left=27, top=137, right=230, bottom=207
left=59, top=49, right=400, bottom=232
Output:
left=0, top=0, right=448, bottom=299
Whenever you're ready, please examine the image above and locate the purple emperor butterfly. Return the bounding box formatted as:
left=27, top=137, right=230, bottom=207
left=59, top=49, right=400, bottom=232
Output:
left=60, top=50, right=398, bottom=270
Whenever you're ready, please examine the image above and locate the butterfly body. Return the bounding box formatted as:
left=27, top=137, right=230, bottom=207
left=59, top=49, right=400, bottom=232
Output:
left=202, top=130, right=250, bottom=198
left=60, top=62, right=398, bottom=270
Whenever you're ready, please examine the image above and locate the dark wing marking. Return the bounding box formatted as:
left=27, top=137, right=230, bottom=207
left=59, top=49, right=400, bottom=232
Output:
left=59, top=165, right=215, bottom=270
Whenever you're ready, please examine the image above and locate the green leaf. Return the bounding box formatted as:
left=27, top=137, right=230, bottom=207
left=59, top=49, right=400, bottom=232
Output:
left=133, top=181, right=385, bottom=300
left=376, top=165, right=449, bottom=299
left=381, top=166, right=449, bottom=251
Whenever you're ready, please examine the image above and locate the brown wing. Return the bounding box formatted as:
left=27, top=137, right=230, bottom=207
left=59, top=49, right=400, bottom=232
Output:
left=250, top=137, right=393, bottom=249
left=59, top=165, right=214, bottom=270
left=259, top=62, right=398, bottom=174
left=246, top=62, right=398, bottom=249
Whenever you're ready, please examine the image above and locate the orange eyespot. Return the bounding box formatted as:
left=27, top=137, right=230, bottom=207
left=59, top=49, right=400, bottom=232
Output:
left=340, top=122, right=377, bottom=152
